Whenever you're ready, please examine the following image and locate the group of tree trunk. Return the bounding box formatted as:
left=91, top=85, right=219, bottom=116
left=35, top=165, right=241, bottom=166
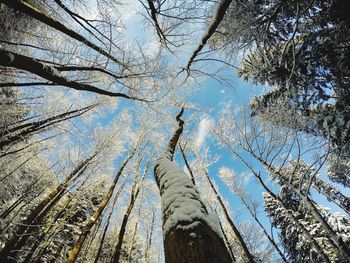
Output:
left=1, top=0, right=350, bottom=263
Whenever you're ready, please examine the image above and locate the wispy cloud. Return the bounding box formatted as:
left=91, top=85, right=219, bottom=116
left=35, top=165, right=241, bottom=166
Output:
left=195, top=118, right=212, bottom=148
left=118, top=0, right=139, bottom=24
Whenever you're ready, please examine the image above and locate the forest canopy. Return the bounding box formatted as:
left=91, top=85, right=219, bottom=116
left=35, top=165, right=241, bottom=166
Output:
left=0, top=0, right=349, bottom=263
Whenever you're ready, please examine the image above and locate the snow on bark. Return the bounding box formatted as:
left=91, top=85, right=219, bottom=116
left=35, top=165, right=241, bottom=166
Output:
left=155, top=156, right=223, bottom=238
left=154, top=109, right=232, bottom=263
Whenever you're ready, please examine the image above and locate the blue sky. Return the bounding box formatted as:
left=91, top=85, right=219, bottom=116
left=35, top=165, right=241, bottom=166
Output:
left=182, top=73, right=275, bottom=225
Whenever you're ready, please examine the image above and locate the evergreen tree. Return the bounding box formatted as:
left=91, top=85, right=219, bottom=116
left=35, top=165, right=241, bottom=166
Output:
left=264, top=187, right=350, bottom=263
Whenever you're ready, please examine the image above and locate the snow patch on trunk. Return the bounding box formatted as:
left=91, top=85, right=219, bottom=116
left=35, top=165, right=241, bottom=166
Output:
left=155, top=156, right=223, bottom=239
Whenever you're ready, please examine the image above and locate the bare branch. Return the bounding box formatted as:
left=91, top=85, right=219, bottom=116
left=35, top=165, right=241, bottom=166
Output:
left=0, top=49, right=149, bottom=101
left=0, top=0, right=128, bottom=68
left=185, top=0, right=232, bottom=70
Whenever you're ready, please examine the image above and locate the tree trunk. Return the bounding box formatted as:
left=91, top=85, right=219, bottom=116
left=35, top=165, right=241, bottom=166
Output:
left=154, top=109, right=233, bottom=263
left=230, top=147, right=333, bottom=263
left=24, top=197, right=74, bottom=263
left=110, top=151, right=150, bottom=263
left=92, top=176, right=129, bottom=263
left=0, top=49, right=141, bottom=100
left=203, top=170, right=255, bottom=262
left=0, top=151, right=98, bottom=262
left=237, top=195, right=288, bottom=263
left=0, top=0, right=127, bottom=67
left=313, top=178, right=350, bottom=215
left=256, top=156, right=350, bottom=260
left=127, top=220, right=139, bottom=263
left=145, top=210, right=155, bottom=263
left=178, top=143, right=196, bottom=185
left=66, top=151, right=135, bottom=263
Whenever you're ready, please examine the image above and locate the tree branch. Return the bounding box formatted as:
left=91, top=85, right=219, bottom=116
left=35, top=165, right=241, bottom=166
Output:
left=0, top=49, right=148, bottom=101
left=185, top=0, right=232, bottom=70
left=0, top=0, right=127, bottom=68
left=166, top=107, right=184, bottom=160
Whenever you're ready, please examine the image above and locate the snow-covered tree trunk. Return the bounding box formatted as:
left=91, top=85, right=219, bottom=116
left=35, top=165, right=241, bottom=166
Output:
left=154, top=109, right=232, bottom=263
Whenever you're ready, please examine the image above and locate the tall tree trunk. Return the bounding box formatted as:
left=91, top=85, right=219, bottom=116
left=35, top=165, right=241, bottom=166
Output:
left=203, top=170, right=255, bottom=262
left=25, top=197, right=74, bottom=263
left=78, top=217, right=103, bottom=263
left=217, top=215, right=236, bottom=261
left=33, top=199, right=80, bottom=263
left=185, top=0, right=232, bottom=70
left=154, top=109, right=233, bottom=263
left=0, top=150, right=98, bottom=262
left=0, top=0, right=127, bottom=67
left=254, top=155, right=350, bottom=260
left=180, top=146, right=253, bottom=261
left=92, top=176, right=129, bottom=263
left=232, top=150, right=333, bottom=263
left=0, top=49, right=142, bottom=100
left=313, top=178, right=350, bottom=215
left=110, top=151, right=151, bottom=263
left=179, top=148, right=247, bottom=261
left=0, top=104, right=95, bottom=150
left=178, top=143, right=196, bottom=185
left=236, top=192, right=288, bottom=262
left=66, top=150, right=135, bottom=263
left=145, top=209, right=155, bottom=263
left=127, top=208, right=142, bottom=263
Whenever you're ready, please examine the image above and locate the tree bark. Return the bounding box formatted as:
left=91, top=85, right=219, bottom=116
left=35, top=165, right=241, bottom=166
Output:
left=0, top=151, right=98, bottom=262
left=256, top=156, right=350, bottom=260
left=237, top=194, right=288, bottom=262
left=185, top=0, right=232, bottom=70
left=230, top=148, right=333, bottom=263
left=93, top=176, right=129, bottom=263
left=0, top=104, right=95, bottom=150
left=110, top=151, right=151, bottom=263
left=154, top=109, right=233, bottom=263
left=178, top=143, right=196, bottom=185
left=145, top=209, right=155, bottom=263
left=204, top=170, right=255, bottom=262
left=313, top=178, right=350, bottom=215
left=67, top=151, right=135, bottom=263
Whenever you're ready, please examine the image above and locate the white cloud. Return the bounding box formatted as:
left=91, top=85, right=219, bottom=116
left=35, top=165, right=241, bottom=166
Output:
left=144, top=37, right=161, bottom=58
left=118, top=0, right=140, bottom=25
left=195, top=118, right=212, bottom=148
